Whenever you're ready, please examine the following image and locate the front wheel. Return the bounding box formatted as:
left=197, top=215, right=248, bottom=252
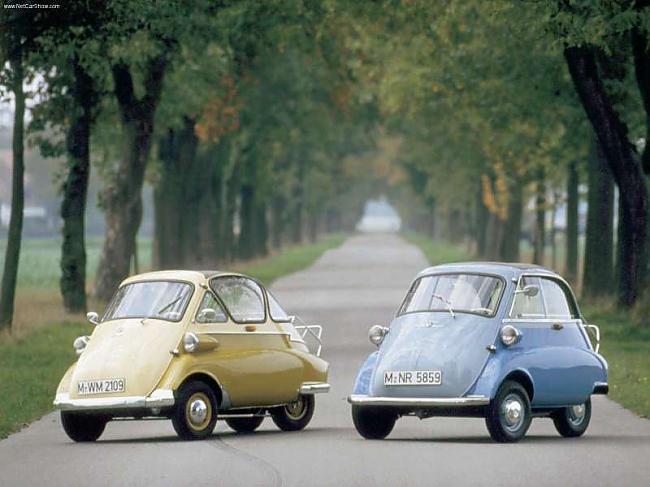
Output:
left=270, top=394, right=314, bottom=431
left=351, top=406, right=397, bottom=440
left=171, top=381, right=218, bottom=440
left=552, top=399, right=591, bottom=438
left=226, top=416, right=264, bottom=433
left=60, top=411, right=109, bottom=442
left=485, top=380, right=532, bottom=443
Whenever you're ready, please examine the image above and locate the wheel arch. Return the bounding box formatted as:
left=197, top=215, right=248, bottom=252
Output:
left=501, top=369, right=535, bottom=402
left=178, top=372, right=224, bottom=407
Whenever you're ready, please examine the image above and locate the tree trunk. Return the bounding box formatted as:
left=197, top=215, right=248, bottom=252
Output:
left=59, top=60, right=96, bottom=313
left=499, top=183, right=522, bottom=262
left=583, top=139, right=615, bottom=298
left=270, top=196, right=286, bottom=249
left=565, top=45, right=649, bottom=307
left=153, top=127, right=184, bottom=269
left=533, top=171, right=546, bottom=265
left=0, top=52, right=25, bottom=330
left=476, top=188, right=489, bottom=257
left=550, top=189, right=560, bottom=271
left=238, top=184, right=256, bottom=260
left=94, top=58, right=167, bottom=301
left=565, top=161, right=579, bottom=283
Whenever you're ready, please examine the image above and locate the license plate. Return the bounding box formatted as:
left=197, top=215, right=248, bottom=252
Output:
left=384, top=370, right=442, bottom=386
left=77, top=378, right=126, bottom=395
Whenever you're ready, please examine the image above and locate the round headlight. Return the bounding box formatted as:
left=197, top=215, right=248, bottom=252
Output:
left=73, top=336, right=89, bottom=356
left=183, top=332, right=199, bottom=353
left=500, top=325, right=521, bottom=346
left=369, top=325, right=388, bottom=347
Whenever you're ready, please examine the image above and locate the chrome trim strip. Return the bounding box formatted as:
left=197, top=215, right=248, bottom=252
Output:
left=347, top=394, right=489, bottom=407
left=53, top=389, right=175, bottom=411
left=299, top=382, right=330, bottom=394
left=198, top=331, right=290, bottom=337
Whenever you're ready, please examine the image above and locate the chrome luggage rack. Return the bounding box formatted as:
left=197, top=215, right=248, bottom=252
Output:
left=291, top=315, right=323, bottom=357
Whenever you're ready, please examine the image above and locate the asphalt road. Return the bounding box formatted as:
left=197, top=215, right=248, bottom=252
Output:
left=1, top=234, right=649, bottom=486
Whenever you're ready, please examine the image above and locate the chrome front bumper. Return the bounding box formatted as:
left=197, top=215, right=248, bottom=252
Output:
left=53, top=389, right=175, bottom=411
left=299, top=382, right=330, bottom=394
left=347, top=394, right=489, bottom=407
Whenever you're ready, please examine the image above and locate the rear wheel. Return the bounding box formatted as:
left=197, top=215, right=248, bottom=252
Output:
left=60, top=412, right=108, bottom=442
left=226, top=416, right=264, bottom=433
left=552, top=399, right=591, bottom=438
left=485, top=380, right=532, bottom=443
left=351, top=406, right=397, bottom=440
left=270, top=394, right=314, bottom=431
left=172, top=381, right=218, bottom=440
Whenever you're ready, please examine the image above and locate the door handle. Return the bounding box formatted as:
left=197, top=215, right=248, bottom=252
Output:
left=551, top=323, right=564, bottom=331
left=245, top=324, right=257, bottom=332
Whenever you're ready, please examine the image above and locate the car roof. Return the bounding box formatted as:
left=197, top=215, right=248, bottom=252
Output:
left=416, top=261, right=560, bottom=280
left=121, top=270, right=249, bottom=286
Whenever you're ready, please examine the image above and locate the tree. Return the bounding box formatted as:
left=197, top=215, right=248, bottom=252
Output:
left=0, top=41, right=25, bottom=329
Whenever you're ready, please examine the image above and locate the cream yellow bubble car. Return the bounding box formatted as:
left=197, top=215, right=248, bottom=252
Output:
left=54, top=271, right=329, bottom=441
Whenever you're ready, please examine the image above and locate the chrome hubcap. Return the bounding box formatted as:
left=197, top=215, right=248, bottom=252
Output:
left=189, top=399, right=208, bottom=426
left=568, top=404, right=586, bottom=425
left=501, top=394, right=524, bottom=431
left=286, top=397, right=306, bottom=420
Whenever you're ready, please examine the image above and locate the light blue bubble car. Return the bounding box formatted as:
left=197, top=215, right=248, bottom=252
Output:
left=348, top=263, right=608, bottom=442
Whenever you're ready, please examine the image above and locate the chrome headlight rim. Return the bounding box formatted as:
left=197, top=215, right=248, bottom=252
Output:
left=73, top=336, right=90, bottom=356
left=368, top=325, right=389, bottom=347
left=500, top=325, right=521, bottom=347
left=183, top=332, right=199, bottom=353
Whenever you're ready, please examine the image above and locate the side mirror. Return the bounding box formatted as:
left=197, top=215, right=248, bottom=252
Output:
left=515, top=284, right=539, bottom=298
left=86, top=312, right=99, bottom=326
left=197, top=308, right=217, bottom=323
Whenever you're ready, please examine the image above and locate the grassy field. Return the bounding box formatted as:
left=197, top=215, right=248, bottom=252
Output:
left=0, top=233, right=346, bottom=439
left=405, top=233, right=650, bottom=419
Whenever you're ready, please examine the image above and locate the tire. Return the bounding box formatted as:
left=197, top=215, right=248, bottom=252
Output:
left=552, top=398, right=591, bottom=438
left=351, top=406, right=397, bottom=440
left=171, top=381, right=218, bottom=440
left=270, top=394, right=315, bottom=431
left=60, top=411, right=108, bottom=442
left=485, top=380, right=532, bottom=443
left=226, top=416, right=264, bottom=433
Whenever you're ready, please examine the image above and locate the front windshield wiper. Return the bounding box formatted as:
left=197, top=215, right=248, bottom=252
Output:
left=431, top=294, right=455, bottom=319
left=156, top=296, right=184, bottom=316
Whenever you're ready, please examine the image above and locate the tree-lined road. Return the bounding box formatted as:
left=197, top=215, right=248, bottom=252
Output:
left=1, top=234, right=649, bottom=486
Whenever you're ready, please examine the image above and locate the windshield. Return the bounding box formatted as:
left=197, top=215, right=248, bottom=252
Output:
left=398, top=273, right=504, bottom=317
left=103, top=281, right=194, bottom=322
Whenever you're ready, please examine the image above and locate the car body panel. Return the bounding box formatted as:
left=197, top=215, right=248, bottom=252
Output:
left=68, top=318, right=182, bottom=399
left=350, top=262, right=608, bottom=412
left=54, top=270, right=329, bottom=415
left=369, top=313, right=499, bottom=398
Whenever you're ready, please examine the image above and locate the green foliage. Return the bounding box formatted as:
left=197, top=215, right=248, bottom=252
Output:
left=0, top=321, right=88, bottom=439
left=0, top=238, right=151, bottom=291
left=583, top=305, right=650, bottom=418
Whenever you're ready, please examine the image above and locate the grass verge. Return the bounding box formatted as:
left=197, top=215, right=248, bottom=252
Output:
left=0, top=234, right=346, bottom=439
left=405, top=233, right=650, bottom=419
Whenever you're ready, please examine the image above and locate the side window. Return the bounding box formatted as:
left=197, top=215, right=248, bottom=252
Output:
left=195, top=292, right=228, bottom=324
left=211, top=276, right=265, bottom=323
left=510, top=277, right=545, bottom=318
left=540, top=278, right=575, bottom=319
left=268, top=292, right=291, bottom=322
